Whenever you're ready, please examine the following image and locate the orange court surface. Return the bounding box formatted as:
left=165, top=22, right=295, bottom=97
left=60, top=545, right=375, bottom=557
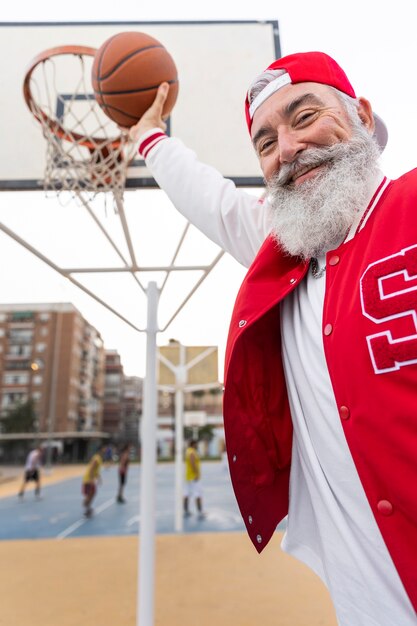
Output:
left=0, top=467, right=337, bottom=626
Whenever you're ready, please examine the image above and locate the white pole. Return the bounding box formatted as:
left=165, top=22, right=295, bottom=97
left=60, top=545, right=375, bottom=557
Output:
left=174, top=387, right=184, bottom=532
left=174, top=343, right=186, bottom=532
left=137, top=281, right=159, bottom=626
left=45, top=304, right=63, bottom=471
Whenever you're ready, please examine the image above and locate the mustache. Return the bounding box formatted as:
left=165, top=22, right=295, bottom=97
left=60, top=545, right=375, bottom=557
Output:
left=268, top=143, right=350, bottom=187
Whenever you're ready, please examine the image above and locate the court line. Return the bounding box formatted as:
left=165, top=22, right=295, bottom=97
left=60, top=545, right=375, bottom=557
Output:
left=56, top=497, right=115, bottom=540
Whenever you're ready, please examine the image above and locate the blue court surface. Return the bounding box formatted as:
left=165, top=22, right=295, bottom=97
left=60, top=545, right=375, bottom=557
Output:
left=0, top=461, right=279, bottom=541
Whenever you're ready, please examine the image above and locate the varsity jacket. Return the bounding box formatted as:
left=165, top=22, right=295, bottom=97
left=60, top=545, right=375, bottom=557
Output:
left=224, top=172, right=417, bottom=611
left=140, top=131, right=417, bottom=612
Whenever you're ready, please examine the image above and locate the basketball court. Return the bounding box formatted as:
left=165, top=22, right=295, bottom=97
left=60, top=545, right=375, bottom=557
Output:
left=0, top=461, right=253, bottom=540
left=0, top=462, right=337, bottom=626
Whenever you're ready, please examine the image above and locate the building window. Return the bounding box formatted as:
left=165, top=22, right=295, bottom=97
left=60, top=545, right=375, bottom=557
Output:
left=8, top=344, right=32, bottom=357
left=40, top=327, right=48, bottom=337
left=39, top=313, right=50, bottom=322
left=11, top=311, right=34, bottom=321
left=32, top=375, right=43, bottom=386
left=1, top=392, right=27, bottom=408
left=105, top=373, right=122, bottom=385
left=8, top=329, right=33, bottom=343
left=4, top=360, right=31, bottom=370
left=3, top=373, right=30, bottom=385
left=36, top=343, right=46, bottom=352
left=0, top=314, right=6, bottom=322
left=0, top=328, right=5, bottom=337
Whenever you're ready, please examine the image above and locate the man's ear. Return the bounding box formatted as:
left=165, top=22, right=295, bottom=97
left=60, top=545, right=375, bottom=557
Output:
left=357, top=97, right=375, bottom=135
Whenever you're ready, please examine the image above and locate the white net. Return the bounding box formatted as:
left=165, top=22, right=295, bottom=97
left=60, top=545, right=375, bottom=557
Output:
left=26, top=49, right=137, bottom=199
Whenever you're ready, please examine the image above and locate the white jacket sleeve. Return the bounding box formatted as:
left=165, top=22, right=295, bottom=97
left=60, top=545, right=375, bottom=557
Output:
left=139, top=130, right=272, bottom=268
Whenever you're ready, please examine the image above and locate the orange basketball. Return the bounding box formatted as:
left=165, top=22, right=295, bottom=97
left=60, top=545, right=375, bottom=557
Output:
left=92, top=31, right=179, bottom=127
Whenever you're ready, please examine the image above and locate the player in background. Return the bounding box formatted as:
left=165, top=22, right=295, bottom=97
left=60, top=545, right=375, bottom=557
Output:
left=82, top=444, right=106, bottom=517
left=116, top=443, right=131, bottom=504
left=183, top=439, right=205, bottom=520
left=18, top=444, right=43, bottom=499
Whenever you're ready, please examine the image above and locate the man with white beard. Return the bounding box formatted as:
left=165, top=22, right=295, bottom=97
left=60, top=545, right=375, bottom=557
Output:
left=129, top=52, right=417, bottom=625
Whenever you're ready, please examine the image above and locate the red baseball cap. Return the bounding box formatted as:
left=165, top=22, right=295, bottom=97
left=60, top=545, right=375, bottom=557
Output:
left=245, top=51, right=388, bottom=151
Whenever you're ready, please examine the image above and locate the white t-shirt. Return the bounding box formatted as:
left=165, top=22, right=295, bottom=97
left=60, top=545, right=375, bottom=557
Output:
left=25, top=449, right=41, bottom=471
left=281, top=260, right=416, bottom=626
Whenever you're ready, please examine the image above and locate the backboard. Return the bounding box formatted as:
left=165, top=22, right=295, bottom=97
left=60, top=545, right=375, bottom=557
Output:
left=158, top=343, right=219, bottom=386
left=0, top=20, right=280, bottom=191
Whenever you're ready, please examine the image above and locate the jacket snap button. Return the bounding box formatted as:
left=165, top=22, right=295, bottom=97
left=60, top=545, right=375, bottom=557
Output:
left=324, top=323, right=333, bottom=336
left=290, top=278, right=296, bottom=284
left=256, top=534, right=262, bottom=543
left=238, top=319, right=247, bottom=328
left=377, top=500, right=393, bottom=516
left=339, top=406, right=350, bottom=420
left=232, top=455, right=237, bottom=462
left=248, top=516, right=253, bottom=524
left=329, top=255, right=340, bottom=266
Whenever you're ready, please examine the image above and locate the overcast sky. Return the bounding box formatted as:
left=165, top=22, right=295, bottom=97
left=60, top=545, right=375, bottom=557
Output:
left=1, top=1, right=416, bottom=378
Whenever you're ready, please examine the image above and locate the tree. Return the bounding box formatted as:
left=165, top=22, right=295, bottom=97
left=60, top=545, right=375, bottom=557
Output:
left=2, top=399, right=37, bottom=433
left=184, top=424, right=215, bottom=443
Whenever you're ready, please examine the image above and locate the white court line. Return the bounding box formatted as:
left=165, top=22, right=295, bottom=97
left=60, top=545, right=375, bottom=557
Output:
left=56, top=518, right=85, bottom=540
left=56, top=497, right=115, bottom=540
left=126, top=510, right=174, bottom=527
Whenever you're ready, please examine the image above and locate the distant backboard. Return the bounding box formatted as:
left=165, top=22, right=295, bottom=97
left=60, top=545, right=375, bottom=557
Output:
left=158, top=344, right=219, bottom=386
left=0, top=20, right=280, bottom=191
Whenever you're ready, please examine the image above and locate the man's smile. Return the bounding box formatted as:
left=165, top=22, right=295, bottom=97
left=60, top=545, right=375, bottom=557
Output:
left=291, top=163, right=327, bottom=185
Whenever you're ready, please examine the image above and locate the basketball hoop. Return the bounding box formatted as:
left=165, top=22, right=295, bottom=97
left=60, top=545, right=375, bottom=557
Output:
left=23, top=45, right=137, bottom=199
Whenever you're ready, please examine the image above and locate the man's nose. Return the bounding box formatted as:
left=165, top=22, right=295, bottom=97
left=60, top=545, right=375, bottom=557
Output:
left=277, top=126, right=306, bottom=164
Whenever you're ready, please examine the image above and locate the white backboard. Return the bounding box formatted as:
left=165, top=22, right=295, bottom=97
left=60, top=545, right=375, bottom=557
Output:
left=0, top=20, right=280, bottom=190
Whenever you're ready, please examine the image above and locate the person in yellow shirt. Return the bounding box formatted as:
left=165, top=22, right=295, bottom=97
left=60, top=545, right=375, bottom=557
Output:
left=184, top=439, right=205, bottom=520
left=82, top=444, right=106, bottom=518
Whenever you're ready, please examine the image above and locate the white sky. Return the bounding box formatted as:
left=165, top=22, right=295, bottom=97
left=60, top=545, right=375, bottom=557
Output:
left=1, top=1, right=417, bottom=378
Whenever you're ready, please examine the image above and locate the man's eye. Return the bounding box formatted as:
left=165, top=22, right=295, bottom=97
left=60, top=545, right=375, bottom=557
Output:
left=259, top=139, right=275, bottom=154
left=295, top=111, right=316, bottom=126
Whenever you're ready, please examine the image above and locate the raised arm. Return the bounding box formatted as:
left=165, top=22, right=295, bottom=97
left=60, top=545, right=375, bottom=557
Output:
left=129, top=84, right=272, bottom=268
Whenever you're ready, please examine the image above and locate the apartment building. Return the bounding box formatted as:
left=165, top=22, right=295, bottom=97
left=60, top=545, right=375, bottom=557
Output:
left=103, top=350, right=143, bottom=441
left=103, top=350, right=124, bottom=436
left=123, top=375, right=143, bottom=442
left=0, top=303, right=105, bottom=438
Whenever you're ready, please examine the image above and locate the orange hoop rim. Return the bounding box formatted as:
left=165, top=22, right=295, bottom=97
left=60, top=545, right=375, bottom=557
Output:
left=23, top=45, right=124, bottom=151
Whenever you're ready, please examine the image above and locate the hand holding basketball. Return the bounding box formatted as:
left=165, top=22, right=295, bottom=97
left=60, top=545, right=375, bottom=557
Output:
left=128, top=82, right=169, bottom=143
left=92, top=31, right=179, bottom=128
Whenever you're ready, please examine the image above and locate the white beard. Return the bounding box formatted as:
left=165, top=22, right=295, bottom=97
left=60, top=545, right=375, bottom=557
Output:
left=266, top=128, right=381, bottom=260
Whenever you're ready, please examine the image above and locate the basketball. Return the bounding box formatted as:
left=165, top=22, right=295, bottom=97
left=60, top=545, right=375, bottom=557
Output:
left=92, top=31, right=179, bottom=127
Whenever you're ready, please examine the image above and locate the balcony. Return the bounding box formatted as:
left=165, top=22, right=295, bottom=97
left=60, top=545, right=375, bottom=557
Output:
left=3, top=360, right=31, bottom=371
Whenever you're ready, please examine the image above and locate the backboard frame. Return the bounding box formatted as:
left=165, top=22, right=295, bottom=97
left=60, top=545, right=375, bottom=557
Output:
left=0, top=20, right=281, bottom=191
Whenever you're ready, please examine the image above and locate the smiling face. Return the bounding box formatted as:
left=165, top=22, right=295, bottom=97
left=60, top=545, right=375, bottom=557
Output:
left=250, top=81, right=374, bottom=183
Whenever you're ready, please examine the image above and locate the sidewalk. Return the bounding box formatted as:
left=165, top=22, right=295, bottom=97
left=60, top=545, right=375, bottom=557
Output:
left=0, top=466, right=337, bottom=626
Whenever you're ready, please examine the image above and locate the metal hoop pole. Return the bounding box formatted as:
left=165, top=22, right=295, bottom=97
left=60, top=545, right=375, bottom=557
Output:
left=174, top=343, right=187, bottom=533
left=138, top=281, right=160, bottom=626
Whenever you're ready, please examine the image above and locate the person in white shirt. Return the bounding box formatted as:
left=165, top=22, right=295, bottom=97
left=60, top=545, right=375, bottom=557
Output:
left=18, top=445, right=43, bottom=498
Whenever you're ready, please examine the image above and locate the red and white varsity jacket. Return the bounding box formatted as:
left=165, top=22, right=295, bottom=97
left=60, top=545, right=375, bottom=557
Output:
left=140, top=131, right=417, bottom=612
left=224, top=171, right=417, bottom=611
